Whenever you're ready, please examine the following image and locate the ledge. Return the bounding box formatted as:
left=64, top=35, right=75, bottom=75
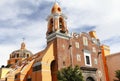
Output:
left=80, top=67, right=97, bottom=71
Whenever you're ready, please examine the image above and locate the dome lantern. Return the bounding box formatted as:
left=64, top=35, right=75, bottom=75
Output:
left=21, top=42, right=26, bottom=49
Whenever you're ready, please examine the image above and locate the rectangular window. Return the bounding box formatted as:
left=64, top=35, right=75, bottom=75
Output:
left=86, top=56, right=90, bottom=64
left=75, top=42, right=79, bottom=48
left=83, top=37, right=88, bottom=46
left=84, top=50, right=92, bottom=66
left=92, top=47, right=96, bottom=53
left=94, top=58, right=98, bottom=65
left=77, top=54, right=81, bottom=61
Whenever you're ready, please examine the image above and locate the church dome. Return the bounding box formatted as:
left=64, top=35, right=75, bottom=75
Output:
left=10, top=42, right=33, bottom=59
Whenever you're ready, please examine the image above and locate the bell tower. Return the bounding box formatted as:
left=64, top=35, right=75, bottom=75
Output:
left=46, top=2, right=69, bottom=43
left=46, top=2, right=71, bottom=72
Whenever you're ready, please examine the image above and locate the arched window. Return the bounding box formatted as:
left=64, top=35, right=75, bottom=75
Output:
left=27, top=54, right=29, bottom=58
left=50, top=18, right=53, bottom=25
left=47, top=18, right=53, bottom=34
left=17, top=54, right=19, bottom=58
left=59, top=17, right=66, bottom=33
left=86, top=77, right=95, bottom=81
left=59, top=18, right=63, bottom=29
left=13, top=54, right=15, bottom=58
left=23, top=53, right=26, bottom=58
left=51, top=60, right=57, bottom=81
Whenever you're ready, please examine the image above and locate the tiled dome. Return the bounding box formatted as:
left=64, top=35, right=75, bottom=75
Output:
left=10, top=42, right=33, bottom=59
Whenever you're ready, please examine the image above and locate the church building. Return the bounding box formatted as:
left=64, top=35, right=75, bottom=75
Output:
left=0, top=2, right=110, bottom=81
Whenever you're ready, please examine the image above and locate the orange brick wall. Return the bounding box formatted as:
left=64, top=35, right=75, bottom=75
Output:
left=106, top=53, right=120, bottom=81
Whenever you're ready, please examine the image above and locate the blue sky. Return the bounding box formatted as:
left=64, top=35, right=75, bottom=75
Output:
left=0, top=0, right=120, bottom=66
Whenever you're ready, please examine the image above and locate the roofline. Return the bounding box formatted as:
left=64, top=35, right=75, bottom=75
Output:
left=106, top=52, right=120, bottom=57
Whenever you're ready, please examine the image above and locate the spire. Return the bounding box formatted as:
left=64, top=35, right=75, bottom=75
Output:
left=51, top=2, right=62, bottom=14
left=21, top=38, right=26, bottom=49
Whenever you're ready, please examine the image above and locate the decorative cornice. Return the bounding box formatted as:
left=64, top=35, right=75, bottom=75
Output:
left=46, top=32, right=71, bottom=43
left=80, top=66, right=97, bottom=71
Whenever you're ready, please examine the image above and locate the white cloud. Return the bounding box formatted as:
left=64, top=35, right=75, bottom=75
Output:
left=61, top=0, right=120, bottom=42
left=0, top=45, right=18, bottom=66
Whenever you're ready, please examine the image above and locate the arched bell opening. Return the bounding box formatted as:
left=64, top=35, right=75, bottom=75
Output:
left=47, top=18, right=54, bottom=35
left=59, top=17, right=66, bottom=33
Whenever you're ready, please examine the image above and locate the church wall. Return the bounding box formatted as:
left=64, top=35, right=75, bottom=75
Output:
left=68, top=33, right=100, bottom=68
left=0, top=68, right=11, bottom=80
left=71, top=33, right=104, bottom=81
left=106, top=53, right=120, bottom=81
left=41, top=43, right=55, bottom=81
left=49, top=32, right=106, bottom=81
left=32, top=71, right=42, bottom=81
left=55, top=37, right=71, bottom=69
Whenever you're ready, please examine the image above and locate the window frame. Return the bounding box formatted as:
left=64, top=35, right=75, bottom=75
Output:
left=76, top=54, right=81, bottom=61
left=83, top=36, right=88, bottom=46
left=94, top=58, right=98, bottom=65
left=75, top=42, right=80, bottom=49
left=92, top=47, right=96, bottom=53
left=84, top=50, right=92, bottom=66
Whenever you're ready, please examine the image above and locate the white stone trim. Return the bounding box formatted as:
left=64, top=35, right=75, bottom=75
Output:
left=46, top=32, right=71, bottom=42
left=42, top=69, right=51, bottom=72
left=84, top=51, right=92, bottom=67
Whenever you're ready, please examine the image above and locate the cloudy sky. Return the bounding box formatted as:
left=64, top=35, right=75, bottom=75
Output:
left=0, top=0, right=120, bottom=66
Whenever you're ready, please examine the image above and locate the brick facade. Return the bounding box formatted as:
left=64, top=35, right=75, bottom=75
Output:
left=106, top=53, right=120, bottom=81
